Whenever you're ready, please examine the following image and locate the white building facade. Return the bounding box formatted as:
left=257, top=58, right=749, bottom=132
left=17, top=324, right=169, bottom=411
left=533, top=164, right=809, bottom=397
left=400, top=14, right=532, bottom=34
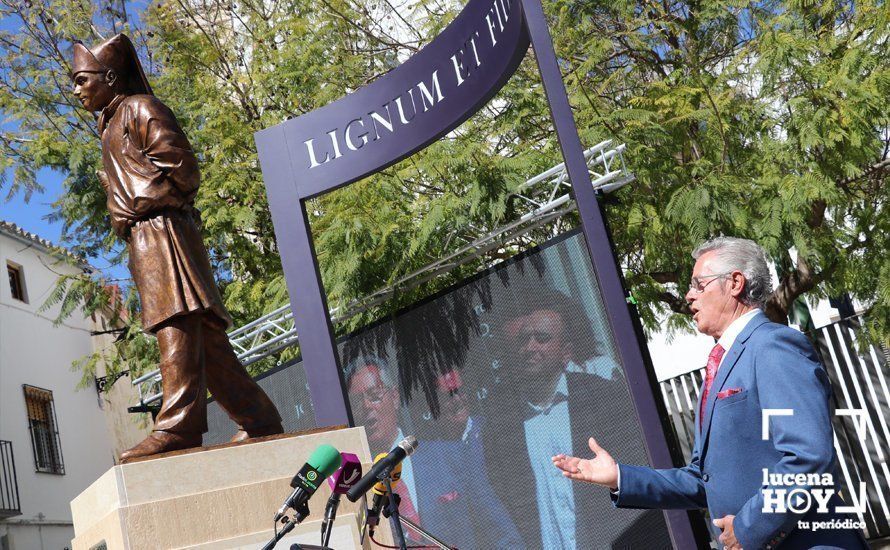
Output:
left=0, top=221, right=117, bottom=550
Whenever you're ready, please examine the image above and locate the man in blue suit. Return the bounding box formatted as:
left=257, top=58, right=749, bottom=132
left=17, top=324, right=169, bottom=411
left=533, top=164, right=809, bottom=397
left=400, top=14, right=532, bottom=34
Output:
left=410, top=369, right=524, bottom=549
left=553, top=237, right=867, bottom=549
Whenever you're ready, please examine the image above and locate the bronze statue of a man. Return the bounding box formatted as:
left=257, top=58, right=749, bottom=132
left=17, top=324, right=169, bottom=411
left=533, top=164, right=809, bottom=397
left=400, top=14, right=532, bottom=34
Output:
left=72, top=34, right=283, bottom=461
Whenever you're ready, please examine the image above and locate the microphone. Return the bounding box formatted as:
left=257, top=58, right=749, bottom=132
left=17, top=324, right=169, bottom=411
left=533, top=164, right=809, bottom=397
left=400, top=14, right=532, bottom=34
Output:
left=365, top=452, right=404, bottom=537
left=273, top=444, right=342, bottom=523
left=346, top=436, right=417, bottom=502
left=320, top=453, right=362, bottom=547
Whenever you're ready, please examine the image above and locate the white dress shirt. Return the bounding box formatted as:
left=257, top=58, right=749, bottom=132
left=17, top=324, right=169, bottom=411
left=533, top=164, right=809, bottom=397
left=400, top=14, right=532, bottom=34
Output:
left=526, top=357, right=619, bottom=549
left=716, top=309, right=760, bottom=366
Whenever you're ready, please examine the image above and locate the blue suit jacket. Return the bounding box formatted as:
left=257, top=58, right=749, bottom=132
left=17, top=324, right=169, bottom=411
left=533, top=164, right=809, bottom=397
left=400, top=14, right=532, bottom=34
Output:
left=411, top=423, right=524, bottom=549
left=614, top=312, right=867, bottom=549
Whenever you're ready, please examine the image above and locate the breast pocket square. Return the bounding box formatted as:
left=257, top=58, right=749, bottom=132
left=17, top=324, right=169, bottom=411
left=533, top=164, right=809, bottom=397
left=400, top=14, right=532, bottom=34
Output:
left=717, top=387, right=744, bottom=399
left=437, top=490, right=460, bottom=503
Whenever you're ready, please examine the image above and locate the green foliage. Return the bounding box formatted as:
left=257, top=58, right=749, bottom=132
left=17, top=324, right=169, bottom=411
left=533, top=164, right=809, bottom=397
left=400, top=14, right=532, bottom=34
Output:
left=73, top=309, right=160, bottom=390
left=38, top=263, right=159, bottom=387
left=0, top=0, right=887, bottom=397
left=550, top=0, right=888, bottom=340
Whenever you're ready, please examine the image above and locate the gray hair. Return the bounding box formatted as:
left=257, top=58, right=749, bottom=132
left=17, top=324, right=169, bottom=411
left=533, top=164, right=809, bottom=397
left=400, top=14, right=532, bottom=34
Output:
left=344, top=354, right=397, bottom=388
left=692, top=237, right=773, bottom=308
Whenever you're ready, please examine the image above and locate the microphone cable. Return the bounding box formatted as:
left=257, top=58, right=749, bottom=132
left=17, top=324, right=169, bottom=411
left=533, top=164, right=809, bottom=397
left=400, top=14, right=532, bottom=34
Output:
left=368, top=532, right=457, bottom=550
left=368, top=514, right=459, bottom=550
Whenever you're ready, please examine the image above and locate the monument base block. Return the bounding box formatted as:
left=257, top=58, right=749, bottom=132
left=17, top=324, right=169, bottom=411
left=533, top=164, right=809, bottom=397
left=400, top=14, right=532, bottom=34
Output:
left=71, top=427, right=372, bottom=549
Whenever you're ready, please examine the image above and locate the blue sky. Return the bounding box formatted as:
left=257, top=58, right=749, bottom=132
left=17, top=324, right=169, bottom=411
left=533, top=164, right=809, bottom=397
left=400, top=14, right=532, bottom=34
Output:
left=2, top=167, right=65, bottom=242
left=1, top=166, right=130, bottom=280
left=0, top=19, right=68, bottom=243
left=1, top=3, right=147, bottom=282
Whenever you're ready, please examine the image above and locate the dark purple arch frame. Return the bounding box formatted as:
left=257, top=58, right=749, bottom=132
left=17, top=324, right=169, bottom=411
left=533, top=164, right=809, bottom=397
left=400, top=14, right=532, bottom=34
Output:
left=255, top=0, right=701, bottom=545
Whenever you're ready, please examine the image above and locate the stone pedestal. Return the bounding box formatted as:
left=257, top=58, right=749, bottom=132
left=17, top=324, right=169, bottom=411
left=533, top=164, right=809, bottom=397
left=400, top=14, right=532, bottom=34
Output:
left=70, top=427, right=372, bottom=549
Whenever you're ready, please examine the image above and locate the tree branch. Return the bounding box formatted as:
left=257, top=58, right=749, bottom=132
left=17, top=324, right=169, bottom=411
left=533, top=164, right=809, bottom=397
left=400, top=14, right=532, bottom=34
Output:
left=764, top=254, right=835, bottom=324
left=657, top=290, right=692, bottom=314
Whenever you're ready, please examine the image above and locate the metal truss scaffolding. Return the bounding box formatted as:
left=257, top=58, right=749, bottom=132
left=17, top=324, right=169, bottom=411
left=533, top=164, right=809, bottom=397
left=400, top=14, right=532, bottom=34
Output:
left=130, top=140, right=633, bottom=409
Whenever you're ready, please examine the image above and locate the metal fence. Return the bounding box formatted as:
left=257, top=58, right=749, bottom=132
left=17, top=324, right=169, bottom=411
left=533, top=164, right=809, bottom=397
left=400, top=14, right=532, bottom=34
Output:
left=659, top=368, right=705, bottom=467
left=0, top=440, right=21, bottom=519
left=812, top=316, right=890, bottom=540
left=659, top=315, right=890, bottom=541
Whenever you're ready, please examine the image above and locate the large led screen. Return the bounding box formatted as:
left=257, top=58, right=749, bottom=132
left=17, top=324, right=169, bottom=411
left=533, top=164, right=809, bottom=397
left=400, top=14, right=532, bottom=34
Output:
left=207, top=229, right=670, bottom=548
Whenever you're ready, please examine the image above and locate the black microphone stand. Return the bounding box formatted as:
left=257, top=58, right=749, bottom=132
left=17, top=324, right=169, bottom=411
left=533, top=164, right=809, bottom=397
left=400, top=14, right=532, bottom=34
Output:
left=382, top=476, right=407, bottom=550
left=320, top=493, right=340, bottom=547
left=261, top=502, right=310, bottom=550
left=361, top=474, right=454, bottom=550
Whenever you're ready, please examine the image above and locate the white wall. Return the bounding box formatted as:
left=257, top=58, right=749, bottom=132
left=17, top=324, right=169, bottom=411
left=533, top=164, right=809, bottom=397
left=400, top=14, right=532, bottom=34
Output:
left=0, top=230, right=116, bottom=550
left=648, top=326, right=717, bottom=381
left=89, top=314, right=153, bottom=458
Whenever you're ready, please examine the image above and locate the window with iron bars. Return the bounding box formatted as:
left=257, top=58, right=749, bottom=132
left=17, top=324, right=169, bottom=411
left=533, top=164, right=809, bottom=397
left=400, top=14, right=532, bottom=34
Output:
left=7, top=262, right=27, bottom=303
left=23, top=385, right=65, bottom=475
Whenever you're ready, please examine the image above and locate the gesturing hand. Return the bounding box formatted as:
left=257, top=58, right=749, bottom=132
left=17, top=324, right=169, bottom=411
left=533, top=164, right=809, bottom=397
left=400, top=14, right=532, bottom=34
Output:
left=551, top=437, right=619, bottom=490
left=713, top=515, right=743, bottom=549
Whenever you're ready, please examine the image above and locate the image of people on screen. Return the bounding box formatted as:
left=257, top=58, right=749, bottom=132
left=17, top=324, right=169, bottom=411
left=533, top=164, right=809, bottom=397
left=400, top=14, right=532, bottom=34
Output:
left=345, top=355, right=522, bottom=548
left=344, top=355, right=422, bottom=526
left=480, top=285, right=627, bottom=549
left=340, top=234, right=671, bottom=548
left=410, top=368, right=525, bottom=548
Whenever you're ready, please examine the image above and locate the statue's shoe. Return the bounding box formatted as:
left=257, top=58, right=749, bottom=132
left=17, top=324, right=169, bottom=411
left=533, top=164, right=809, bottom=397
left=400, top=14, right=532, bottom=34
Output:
left=229, top=422, right=285, bottom=443
left=120, top=431, right=202, bottom=462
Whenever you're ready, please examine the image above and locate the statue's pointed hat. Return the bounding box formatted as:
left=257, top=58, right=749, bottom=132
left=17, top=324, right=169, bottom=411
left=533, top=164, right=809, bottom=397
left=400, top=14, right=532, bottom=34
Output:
left=71, top=34, right=153, bottom=95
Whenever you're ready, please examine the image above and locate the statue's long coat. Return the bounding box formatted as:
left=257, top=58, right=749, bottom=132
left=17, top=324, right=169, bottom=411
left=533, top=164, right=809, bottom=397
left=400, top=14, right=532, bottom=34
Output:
left=99, top=94, right=231, bottom=332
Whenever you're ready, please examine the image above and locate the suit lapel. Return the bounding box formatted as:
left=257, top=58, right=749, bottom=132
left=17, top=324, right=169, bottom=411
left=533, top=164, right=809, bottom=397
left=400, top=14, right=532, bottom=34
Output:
left=699, top=312, right=770, bottom=452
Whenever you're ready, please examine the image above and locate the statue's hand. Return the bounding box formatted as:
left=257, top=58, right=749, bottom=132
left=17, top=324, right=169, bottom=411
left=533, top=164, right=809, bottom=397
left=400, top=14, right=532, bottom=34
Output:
left=97, top=170, right=129, bottom=240
left=96, top=170, right=110, bottom=192
left=111, top=219, right=131, bottom=241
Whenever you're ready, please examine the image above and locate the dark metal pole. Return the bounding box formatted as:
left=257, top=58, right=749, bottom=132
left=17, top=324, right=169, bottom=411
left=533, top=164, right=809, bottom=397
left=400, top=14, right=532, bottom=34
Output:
left=384, top=477, right=408, bottom=550
left=518, top=0, right=701, bottom=546
left=255, top=127, right=352, bottom=427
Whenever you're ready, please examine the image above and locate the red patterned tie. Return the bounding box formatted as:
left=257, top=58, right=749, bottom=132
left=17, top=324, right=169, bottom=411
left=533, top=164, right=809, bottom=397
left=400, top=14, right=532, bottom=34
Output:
left=699, top=344, right=725, bottom=430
